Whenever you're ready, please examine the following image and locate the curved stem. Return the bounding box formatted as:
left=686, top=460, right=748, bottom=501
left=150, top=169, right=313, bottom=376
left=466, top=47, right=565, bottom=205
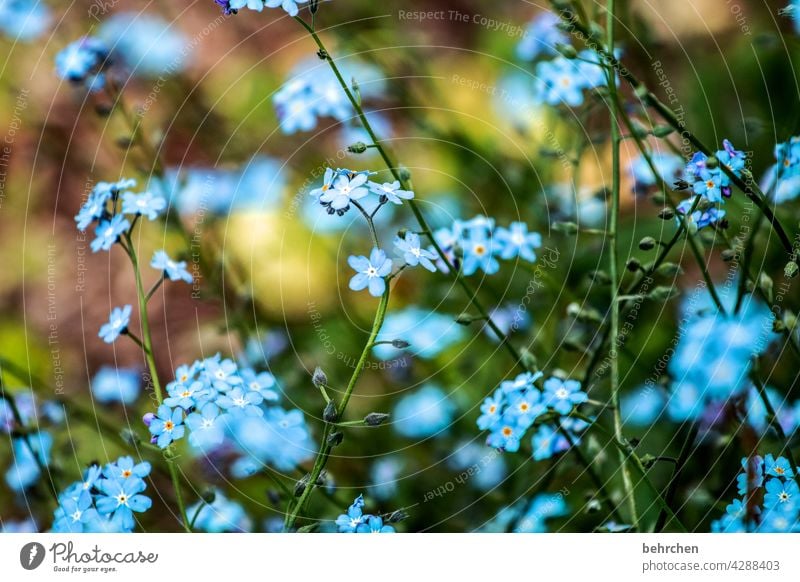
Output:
left=284, top=287, right=390, bottom=531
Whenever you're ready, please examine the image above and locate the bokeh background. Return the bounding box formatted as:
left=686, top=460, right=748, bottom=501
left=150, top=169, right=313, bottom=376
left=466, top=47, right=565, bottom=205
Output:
left=1, top=0, right=799, bottom=533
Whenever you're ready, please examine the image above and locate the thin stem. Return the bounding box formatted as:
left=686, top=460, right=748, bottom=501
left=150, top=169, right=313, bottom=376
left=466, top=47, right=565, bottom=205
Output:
left=123, top=232, right=191, bottom=532
left=655, top=423, right=698, bottom=532
left=605, top=0, right=639, bottom=530
left=284, top=287, right=391, bottom=531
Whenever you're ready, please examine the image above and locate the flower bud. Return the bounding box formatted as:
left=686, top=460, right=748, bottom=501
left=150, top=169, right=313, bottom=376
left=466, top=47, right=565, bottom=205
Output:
left=638, top=236, right=656, bottom=251
left=657, top=208, right=674, bottom=220
left=626, top=258, right=642, bottom=272
left=348, top=142, right=367, bottom=154
left=391, top=339, right=411, bottom=349
left=785, top=261, right=799, bottom=279
left=323, top=401, right=338, bottom=423
left=364, top=412, right=390, bottom=426
left=327, top=431, right=344, bottom=447
left=312, top=366, right=327, bottom=388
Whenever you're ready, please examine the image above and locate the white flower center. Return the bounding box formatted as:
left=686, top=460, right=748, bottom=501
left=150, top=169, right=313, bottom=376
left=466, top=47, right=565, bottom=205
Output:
left=366, top=266, right=378, bottom=278
left=70, top=510, right=82, bottom=522
left=555, top=388, right=569, bottom=399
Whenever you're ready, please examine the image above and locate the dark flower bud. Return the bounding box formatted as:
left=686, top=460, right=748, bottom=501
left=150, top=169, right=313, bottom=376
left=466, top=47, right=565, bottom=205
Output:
left=312, top=366, right=327, bottom=388
left=94, top=103, right=113, bottom=117
left=316, top=48, right=328, bottom=60
left=315, top=470, right=327, bottom=486
left=638, top=236, right=656, bottom=251
left=364, top=412, right=390, bottom=426
left=626, top=258, right=642, bottom=272
left=348, top=141, right=367, bottom=154
left=294, top=475, right=309, bottom=497
left=120, top=428, right=139, bottom=446
left=673, top=179, right=690, bottom=191
left=202, top=489, right=217, bottom=504
left=310, top=0, right=319, bottom=14
left=116, top=136, right=134, bottom=149
left=398, top=166, right=412, bottom=181
left=705, top=156, right=719, bottom=169
left=657, top=208, right=674, bottom=220
left=391, top=339, right=410, bottom=349
left=327, top=431, right=344, bottom=447
left=721, top=249, right=737, bottom=262
left=323, top=401, right=338, bottom=423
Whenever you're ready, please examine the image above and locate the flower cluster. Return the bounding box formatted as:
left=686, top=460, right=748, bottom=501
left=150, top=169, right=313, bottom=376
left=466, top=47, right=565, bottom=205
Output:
left=533, top=51, right=608, bottom=107
left=273, top=58, right=384, bottom=134
left=712, top=455, right=800, bottom=533
left=335, top=495, right=395, bottom=533
left=51, top=457, right=152, bottom=533
left=433, top=215, right=542, bottom=276
left=677, top=139, right=746, bottom=231
left=215, top=0, right=309, bottom=17
left=142, top=355, right=314, bottom=472
left=482, top=493, right=569, bottom=533
left=55, top=37, right=111, bottom=92
left=311, top=168, right=412, bottom=215
left=516, top=12, right=569, bottom=61
left=477, top=373, right=589, bottom=461
left=187, top=489, right=252, bottom=532
left=667, top=290, right=775, bottom=423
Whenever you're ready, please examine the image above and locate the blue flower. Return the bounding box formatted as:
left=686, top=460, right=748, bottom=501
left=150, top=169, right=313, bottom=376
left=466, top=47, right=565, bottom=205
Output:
left=534, top=57, right=586, bottom=107
left=394, top=232, right=437, bottom=272
left=675, top=197, right=725, bottom=231
left=477, top=390, right=505, bottom=430
left=185, top=403, right=227, bottom=449
left=356, top=515, right=395, bottom=533
left=91, top=366, right=140, bottom=404
left=319, top=170, right=370, bottom=214
left=95, top=477, right=152, bottom=530
left=151, top=250, right=193, bottom=283
left=164, top=380, right=210, bottom=409
left=0, top=0, right=51, bottom=41
left=216, top=386, right=264, bottom=417
left=765, top=454, right=794, bottom=479
left=461, top=225, right=499, bottom=276
left=55, top=37, right=109, bottom=91
left=91, top=214, right=130, bottom=252
left=75, top=178, right=136, bottom=230
left=4, top=432, right=52, bottom=491
left=204, top=357, right=243, bottom=392
left=98, top=305, right=132, bottom=343
left=495, top=221, right=541, bottom=262
left=336, top=494, right=366, bottom=533
left=121, top=191, right=166, bottom=220
left=368, top=180, right=414, bottom=204
left=621, top=386, right=666, bottom=426
left=486, top=417, right=526, bottom=452
left=239, top=368, right=279, bottom=401
left=369, top=457, right=403, bottom=501
left=500, top=371, right=542, bottom=396
left=516, top=12, right=569, bottom=61
left=764, top=477, right=799, bottom=512
left=99, top=13, right=189, bottom=77
left=737, top=456, right=765, bottom=496
left=187, top=489, right=251, bottom=532
left=52, top=490, right=100, bottom=533
left=230, top=408, right=314, bottom=472
left=543, top=377, right=588, bottom=415
left=393, top=385, right=456, bottom=438
left=103, top=456, right=151, bottom=482
left=514, top=493, right=569, bottom=532
left=449, top=441, right=508, bottom=491
left=507, top=390, right=545, bottom=429
left=148, top=405, right=185, bottom=448
left=348, top=248, right=393, bottom=297
left=531, top=424, right=571, bottom=461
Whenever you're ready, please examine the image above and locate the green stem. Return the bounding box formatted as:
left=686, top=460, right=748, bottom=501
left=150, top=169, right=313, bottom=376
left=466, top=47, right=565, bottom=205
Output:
left=123, top=232, right=191, bottom=533
left=284, top=288, right=391, bottom=531
left=605, top=0, right=639, bottom=530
